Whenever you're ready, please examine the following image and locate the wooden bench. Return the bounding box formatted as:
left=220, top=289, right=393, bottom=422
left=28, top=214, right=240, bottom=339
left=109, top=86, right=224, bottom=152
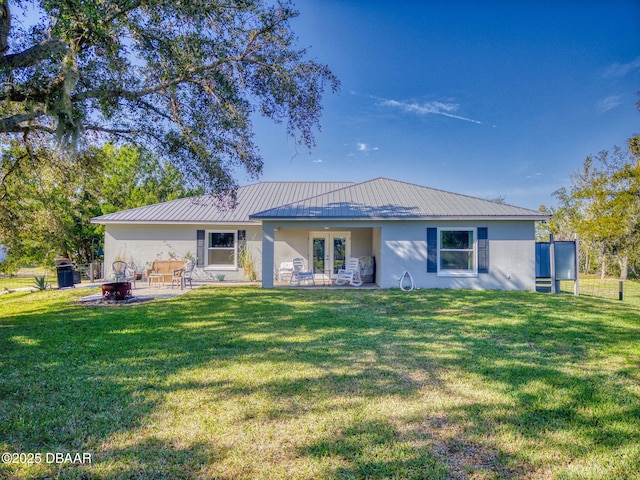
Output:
left=145, top=260, right=186, bottom=287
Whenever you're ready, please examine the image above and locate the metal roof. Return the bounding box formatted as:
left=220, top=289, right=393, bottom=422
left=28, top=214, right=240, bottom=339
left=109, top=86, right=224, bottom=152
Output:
left=250, top=178, right=548, bottom=220
left=92, top=178, right=548, bottom=225
left=91, top=182, right=353, bottom=224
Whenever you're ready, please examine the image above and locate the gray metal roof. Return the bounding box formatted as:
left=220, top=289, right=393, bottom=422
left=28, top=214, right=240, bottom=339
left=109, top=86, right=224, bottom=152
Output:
left=92, top=178, right=548, bottom=225
left=250, top=178, right=548, bottom=220
left=91, top=182, right=353, bottom=224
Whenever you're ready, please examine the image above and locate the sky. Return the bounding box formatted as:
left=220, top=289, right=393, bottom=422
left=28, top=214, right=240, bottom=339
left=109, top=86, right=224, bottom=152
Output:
left=250, top=0, right=640, bottom=210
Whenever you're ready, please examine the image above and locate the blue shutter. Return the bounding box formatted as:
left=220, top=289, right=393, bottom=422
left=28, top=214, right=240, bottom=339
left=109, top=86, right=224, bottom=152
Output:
left=477, top=227, right=488, bottom=273
left=196, top=230, right=205, bottom=267
left=427, top=228, right=437, bottom=272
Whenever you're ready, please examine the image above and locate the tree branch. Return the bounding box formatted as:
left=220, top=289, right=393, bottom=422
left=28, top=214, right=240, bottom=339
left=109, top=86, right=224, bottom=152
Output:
left=0, top=37, right=68, bottom=70
left=0, top=110, right=54, bottom=134
left=74, top=55, right=276, bottom=103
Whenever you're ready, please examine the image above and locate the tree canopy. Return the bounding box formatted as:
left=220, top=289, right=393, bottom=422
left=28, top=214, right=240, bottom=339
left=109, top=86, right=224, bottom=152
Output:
left=0, top=142, right=200, bottom=271
left=549, top=135, right=640, bottom=279
left=0, top=0, right=338, bottom=195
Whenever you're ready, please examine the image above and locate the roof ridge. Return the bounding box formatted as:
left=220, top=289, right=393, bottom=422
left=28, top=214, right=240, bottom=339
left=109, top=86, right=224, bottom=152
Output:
left=245, top=180, right=355, bottom=185
left=249, top=181, right=359, bottom=217
left=369, top=177, right=540, bottom=213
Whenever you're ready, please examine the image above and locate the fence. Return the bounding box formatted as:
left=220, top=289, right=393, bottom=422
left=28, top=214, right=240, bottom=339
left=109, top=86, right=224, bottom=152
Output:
left=0, top=262, right=104, bottom=292
left=558, top=276, right=639, bottom=305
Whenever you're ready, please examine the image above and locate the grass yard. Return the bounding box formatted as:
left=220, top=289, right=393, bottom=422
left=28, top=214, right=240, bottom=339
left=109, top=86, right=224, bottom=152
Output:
left=1, top=287, right=639, bottom=479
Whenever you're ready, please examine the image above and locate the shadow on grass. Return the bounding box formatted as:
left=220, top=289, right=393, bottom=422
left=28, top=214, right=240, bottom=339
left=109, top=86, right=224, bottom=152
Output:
left=1, top=287, right=639, bottom=478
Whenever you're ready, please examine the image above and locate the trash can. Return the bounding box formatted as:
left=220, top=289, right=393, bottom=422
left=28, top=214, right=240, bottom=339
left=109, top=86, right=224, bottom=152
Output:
left=55, top=258, right=75, bottom=289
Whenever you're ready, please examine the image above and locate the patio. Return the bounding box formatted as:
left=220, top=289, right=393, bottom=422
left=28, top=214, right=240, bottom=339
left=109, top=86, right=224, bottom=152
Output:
left=76, top=281, right=204, bottom=305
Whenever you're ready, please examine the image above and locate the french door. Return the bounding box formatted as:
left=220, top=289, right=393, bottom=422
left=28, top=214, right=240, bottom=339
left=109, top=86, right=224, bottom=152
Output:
left=310, top=232, right=351, bottom=279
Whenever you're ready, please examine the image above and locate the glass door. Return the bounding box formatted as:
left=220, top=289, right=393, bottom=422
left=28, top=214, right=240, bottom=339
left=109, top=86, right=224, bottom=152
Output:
left=312, top=237, right=326, bottom=276
left=309, top=232, right=351, bottom=280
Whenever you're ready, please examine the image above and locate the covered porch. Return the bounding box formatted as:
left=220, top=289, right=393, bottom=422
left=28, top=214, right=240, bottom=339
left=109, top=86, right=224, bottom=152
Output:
left=259, top=222, right=381, bottom=288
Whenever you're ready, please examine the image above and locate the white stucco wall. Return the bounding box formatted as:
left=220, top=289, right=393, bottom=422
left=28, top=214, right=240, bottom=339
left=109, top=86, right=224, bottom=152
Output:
left=379, top=221, right=537, bottom=290
left=104, top=223, right=262, bottom=282
left=104, top=220, right=537, bottom=290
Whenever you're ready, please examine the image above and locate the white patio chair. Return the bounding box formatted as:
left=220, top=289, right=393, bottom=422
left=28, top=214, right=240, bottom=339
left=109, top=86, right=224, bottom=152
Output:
left=277, top=261, right=294, bottom=281
left=111, top=260, right=136, bottom=287
left=172, top=259, right=195, bottom=290
left=289, top=258, right=315, bottom=286
left=335, top=257, right=363, bottom=287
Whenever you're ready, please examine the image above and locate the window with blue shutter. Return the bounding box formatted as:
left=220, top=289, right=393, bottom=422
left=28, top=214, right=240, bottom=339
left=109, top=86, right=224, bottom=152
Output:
left=196, top=230, right=205, bottom=267
left=477, top=227, right=488, bottom=274
left=426, top=228, right=437, bottom=272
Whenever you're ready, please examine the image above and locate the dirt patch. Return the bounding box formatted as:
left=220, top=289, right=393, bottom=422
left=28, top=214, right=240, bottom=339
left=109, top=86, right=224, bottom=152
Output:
left=76, top=295, right=154, bottom=306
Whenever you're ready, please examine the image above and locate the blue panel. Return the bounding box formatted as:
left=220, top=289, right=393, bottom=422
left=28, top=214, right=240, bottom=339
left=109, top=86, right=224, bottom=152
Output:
left=536, top=242, right=551, bottom=278
left=477, top=227, right=488, bottom=274
left=426, top=228, right=437, bottom=272
left=554, top=241, right=577, bottom=280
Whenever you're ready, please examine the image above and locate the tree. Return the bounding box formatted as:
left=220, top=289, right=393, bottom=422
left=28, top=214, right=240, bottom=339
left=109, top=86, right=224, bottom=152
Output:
left=0, top=143, right=198, bottom=271
left=550, top=140, right=640, bottom=279
left=0, top=0, right=338, bottom=196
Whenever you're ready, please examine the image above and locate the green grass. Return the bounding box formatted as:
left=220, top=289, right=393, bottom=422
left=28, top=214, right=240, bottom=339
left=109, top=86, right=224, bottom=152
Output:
left=1, top=287, right=639, bottom=479
left=560, top=276, right=640, bottom=306
left=0, top=268, right=56, bottom=291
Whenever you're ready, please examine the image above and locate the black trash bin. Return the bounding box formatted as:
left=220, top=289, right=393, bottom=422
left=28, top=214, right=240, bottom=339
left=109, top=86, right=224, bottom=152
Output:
left=55, top=258, right=75, bottom=289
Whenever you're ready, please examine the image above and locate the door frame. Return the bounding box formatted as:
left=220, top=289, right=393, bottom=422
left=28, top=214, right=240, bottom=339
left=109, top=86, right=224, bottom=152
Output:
left=309, top=231, right=351, bottom=279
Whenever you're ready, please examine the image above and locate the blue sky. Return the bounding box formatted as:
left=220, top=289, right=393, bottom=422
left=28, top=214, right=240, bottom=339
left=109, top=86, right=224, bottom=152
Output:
left=252, top=0, right=640, bottom=210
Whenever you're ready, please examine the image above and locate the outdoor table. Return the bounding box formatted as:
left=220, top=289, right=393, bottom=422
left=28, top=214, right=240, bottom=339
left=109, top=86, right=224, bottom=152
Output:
left=147, top=273, right=165, bottom=288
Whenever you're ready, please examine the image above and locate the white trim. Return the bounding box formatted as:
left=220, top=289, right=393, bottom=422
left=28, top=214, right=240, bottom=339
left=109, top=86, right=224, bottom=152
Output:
left=309, top=231, right=352, bottom=279
left=205, top=230, right=238, bottom=270
left=437, top=227, right=478, bottom=277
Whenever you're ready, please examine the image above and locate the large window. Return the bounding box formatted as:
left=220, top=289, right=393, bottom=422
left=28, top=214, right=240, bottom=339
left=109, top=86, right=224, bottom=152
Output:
left=207, top=231, right=236, bottom=269
left=438, top=228, right=476, bottom=276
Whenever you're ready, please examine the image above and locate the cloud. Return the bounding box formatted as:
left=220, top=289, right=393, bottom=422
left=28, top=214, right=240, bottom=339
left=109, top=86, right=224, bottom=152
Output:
left=356, top=143, right=379, bottom=153
left=597, top=95, right=623, bottom=113
left=381, top=98, right=484, bottom=125
left=602, top=56, right=640, bottom=78
left=312, top=158, right=324, bottom=163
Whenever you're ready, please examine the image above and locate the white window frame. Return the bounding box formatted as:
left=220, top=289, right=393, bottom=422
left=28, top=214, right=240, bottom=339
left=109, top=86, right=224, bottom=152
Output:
left=437, top=227, right=478, bottom=277
left=204, top=230, right=237, bottom=270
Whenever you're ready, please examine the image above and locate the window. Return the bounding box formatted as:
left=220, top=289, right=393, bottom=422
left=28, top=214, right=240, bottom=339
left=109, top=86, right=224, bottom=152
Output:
left=207, top=231, right=236, bottom=269
left=438, top=228, right=477, bottom=276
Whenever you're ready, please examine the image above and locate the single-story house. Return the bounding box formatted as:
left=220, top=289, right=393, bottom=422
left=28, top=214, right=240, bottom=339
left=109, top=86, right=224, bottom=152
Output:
left=91, top=177, right=549, bottom=289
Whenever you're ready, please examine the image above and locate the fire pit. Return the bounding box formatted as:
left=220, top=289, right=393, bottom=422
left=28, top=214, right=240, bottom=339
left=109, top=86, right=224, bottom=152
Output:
left=102, top=282, right=132, bottom=301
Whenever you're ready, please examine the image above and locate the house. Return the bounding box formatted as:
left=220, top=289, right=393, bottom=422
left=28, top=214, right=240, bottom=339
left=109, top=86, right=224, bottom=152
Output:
left=91, top=178, right=549, bottom=290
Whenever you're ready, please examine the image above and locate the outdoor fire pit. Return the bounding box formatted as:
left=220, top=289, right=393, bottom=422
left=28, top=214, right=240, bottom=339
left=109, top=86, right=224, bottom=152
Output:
left=102, top=282, right=132, bottom=301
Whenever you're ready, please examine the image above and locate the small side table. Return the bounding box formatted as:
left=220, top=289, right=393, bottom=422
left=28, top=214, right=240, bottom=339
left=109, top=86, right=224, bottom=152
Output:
left=148, top=273, right=164, bottom=288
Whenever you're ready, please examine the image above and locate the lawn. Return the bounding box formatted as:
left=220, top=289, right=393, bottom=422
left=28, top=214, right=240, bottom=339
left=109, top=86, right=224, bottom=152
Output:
left=1, top=287, right=639, bottom=479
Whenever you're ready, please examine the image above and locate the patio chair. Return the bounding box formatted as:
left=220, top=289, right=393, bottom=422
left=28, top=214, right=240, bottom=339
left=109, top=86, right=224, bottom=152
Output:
left=172, top=259, right=195, bottom=290
left=335, top=257, right=363, bottom=287
left=289, top=258, right=315, bottom=286
left=277, top=261, right=294, bottom=281
left=111, top=260, right=136, bottom=287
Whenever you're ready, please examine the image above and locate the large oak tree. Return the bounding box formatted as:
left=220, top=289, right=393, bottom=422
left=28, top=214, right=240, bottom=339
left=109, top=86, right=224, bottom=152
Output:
left=0, top=0, right=338, bottom=195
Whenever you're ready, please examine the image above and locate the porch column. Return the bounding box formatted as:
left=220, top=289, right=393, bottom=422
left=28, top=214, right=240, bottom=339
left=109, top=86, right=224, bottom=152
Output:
left=261, top=223, right=275, bottom=288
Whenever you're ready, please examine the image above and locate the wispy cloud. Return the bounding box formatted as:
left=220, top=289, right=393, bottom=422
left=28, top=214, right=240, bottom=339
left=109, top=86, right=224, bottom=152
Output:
left=381, top=98, right=484, bottom=125
left=597, top=95, right=623, bottom=113
left=312, top=158, right=324, bottom=163
left=602, top=56, right=640, bottom=78
left=356, top=142, right=379, bottom=153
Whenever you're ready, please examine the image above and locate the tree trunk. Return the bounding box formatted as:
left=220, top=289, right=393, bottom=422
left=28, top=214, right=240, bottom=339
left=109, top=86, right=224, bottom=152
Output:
left=0, top=0, right=10, bottom=55
left=619, top=256, right=629, bottom=281
left=601, top=254, right=607, bottom=279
